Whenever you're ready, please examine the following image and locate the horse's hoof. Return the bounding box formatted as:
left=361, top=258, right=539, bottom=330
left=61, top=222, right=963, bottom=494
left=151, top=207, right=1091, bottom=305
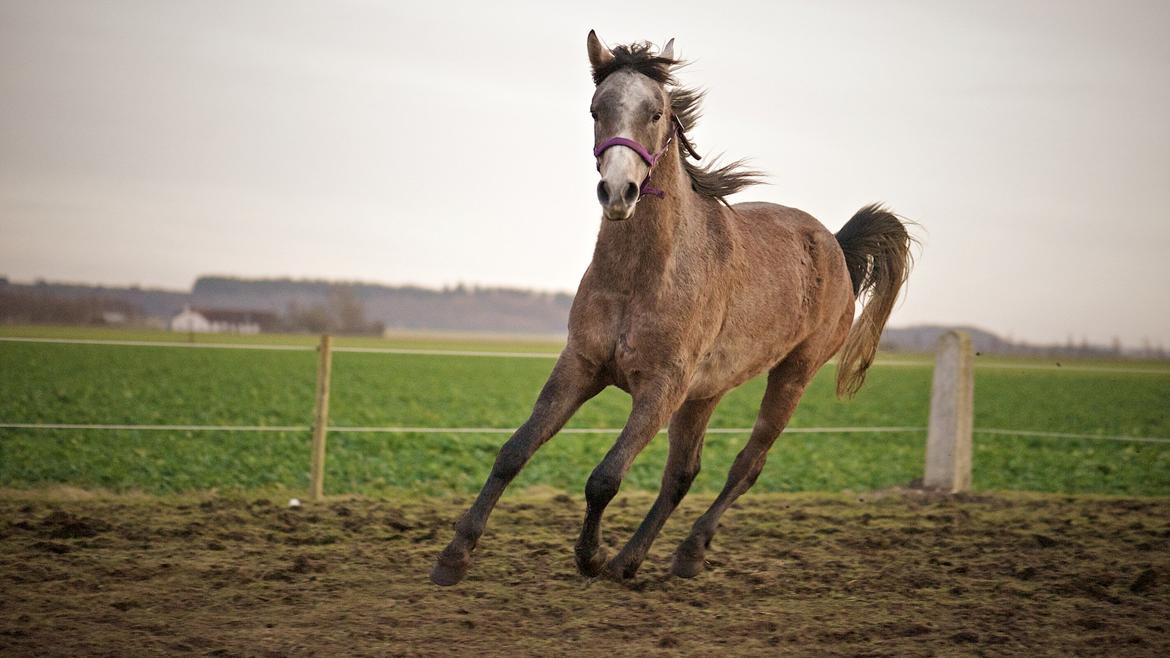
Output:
left=575, top=545, right=608, bottom=577
left=602, top=557, right=641, bottom=581
left=430, top=559, right=469, bottom=586
left=671, top=537, right=707, bottom=578
left=670, top=556, right=706, bottom=578
left=431, top=544, right=471, bottom=586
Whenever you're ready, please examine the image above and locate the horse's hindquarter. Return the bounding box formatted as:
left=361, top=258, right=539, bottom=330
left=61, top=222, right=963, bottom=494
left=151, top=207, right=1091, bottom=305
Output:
left=687, top=202, right=854, bottom=397
left=726, top=202, right=852, bottom=324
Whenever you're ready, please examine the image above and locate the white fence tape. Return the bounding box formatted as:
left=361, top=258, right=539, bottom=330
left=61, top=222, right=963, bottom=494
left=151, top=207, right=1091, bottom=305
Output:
left=0, top=422, right=1166, bottom=444
left=2, top=337, right=1168, bottom=373
left=0, top=423, right=308, bottom=432
left=0, top=336, right=312, bottom=351
left=0, top=422, right=917, bottom=434
left=975, top=428, right=1170, bottom=444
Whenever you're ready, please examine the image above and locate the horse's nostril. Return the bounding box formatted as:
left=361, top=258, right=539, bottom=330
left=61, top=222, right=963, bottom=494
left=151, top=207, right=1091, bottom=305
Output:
left=597, top=181, right=611, bottom=205
left=623, top=182, right=640, bottom=204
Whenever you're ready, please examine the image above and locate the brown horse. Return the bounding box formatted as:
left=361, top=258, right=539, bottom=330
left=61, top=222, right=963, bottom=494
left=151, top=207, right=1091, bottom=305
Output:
left=431, top=32, right=913, bottom=585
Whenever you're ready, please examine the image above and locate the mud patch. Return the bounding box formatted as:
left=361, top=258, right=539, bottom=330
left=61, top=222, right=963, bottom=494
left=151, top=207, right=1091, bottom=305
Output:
left=1, top=491, right=1168, bottom=656
left=38, top=510, right=110, bottom=539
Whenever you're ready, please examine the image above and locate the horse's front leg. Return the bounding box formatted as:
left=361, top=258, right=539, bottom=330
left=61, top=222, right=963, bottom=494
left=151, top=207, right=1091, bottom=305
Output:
left=574, top=377, right=686, bottom=578
left=602, top=395, right=721, bottom=579
left=431, top=352, right=602, bottom=586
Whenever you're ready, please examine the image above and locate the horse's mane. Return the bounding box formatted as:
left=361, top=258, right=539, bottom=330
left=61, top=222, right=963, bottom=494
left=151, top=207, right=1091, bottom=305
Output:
left=592, top=42, right=763, bottom=201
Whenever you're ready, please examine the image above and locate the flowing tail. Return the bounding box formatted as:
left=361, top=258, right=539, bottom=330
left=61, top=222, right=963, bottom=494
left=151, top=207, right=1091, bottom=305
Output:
left=834, top=203, right=915, bottom=398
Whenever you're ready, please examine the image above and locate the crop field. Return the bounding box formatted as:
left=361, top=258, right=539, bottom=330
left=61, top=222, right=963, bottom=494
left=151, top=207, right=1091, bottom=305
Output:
left=1, top=325, right=1168, bottom=497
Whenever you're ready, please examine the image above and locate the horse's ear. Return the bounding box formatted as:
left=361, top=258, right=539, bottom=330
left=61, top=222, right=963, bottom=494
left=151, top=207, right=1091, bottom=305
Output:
left=660, top=38, right=675, bottom=61
left=587, top=30, right=614, bottom=72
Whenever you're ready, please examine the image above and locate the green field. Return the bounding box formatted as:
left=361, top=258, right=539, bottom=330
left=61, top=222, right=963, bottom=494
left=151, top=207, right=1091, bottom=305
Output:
left=1, top=325, right=1168, bottom=496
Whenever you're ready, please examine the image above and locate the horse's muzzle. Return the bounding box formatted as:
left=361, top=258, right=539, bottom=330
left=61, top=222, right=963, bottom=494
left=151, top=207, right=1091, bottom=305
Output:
left=597, top=179, right=639, bottom=221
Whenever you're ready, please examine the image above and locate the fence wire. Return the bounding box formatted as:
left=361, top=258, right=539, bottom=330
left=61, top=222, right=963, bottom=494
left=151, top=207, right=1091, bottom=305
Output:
left=2, top=337, right=1168, bottom=374
left=0, top=422, right=1166, bottom=444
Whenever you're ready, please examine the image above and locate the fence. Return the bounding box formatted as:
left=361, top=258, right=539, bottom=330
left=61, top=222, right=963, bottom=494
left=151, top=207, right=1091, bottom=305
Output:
left=1, top=333, right=1167, bottom=500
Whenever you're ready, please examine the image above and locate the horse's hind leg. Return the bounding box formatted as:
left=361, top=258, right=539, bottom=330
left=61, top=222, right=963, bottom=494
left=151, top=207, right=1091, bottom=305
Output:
left=672, top=353, right=817, bottom=578
left=603, top=395, right=721, bottom=579
left=431, top=352, right=602, bottom=586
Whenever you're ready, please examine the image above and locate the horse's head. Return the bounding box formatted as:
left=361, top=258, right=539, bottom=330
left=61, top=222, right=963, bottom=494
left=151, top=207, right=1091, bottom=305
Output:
left=587, top=31, right=677, bottom=221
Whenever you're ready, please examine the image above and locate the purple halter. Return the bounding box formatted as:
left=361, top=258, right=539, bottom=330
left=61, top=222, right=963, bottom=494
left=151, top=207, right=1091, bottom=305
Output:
left=593, top=116, right=700, bottom=199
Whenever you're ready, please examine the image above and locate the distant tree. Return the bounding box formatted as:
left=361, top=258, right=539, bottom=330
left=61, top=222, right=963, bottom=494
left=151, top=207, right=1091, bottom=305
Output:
left=328, top=286, right=368, bottom=334
left=281, top=285, right=380, bottom=335
left=0, top=289, right=141, bottom=324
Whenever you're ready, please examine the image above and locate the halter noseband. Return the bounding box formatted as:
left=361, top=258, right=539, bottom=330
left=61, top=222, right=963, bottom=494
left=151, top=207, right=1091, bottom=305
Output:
left=592, top=116, right=700, bottom=199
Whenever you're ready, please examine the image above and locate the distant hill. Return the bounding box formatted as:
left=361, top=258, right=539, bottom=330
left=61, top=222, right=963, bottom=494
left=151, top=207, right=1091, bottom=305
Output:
left=1, top=276, right=574, bottom=335
left=879, top=324, right=1155, bottom=359
left=880, top=325, right=1012, bottom=353
left=0, top=279, right=190, bottom=318
left=2, top=276, right=1162, bottom=359
left=190, top=276, right=574, bottom=334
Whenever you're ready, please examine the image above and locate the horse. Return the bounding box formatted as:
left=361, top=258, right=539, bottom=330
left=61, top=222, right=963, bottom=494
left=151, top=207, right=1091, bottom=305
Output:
left=431, top=31, right=914, bottom=585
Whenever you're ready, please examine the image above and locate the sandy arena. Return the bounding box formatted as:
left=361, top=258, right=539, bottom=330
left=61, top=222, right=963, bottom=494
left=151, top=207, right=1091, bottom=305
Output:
left=1, top=488, right=1167, bottom=656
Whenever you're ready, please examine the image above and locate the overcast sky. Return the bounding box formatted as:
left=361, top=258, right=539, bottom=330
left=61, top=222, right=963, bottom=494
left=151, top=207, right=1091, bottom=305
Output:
left=1, top=0, right=1168, bottom=346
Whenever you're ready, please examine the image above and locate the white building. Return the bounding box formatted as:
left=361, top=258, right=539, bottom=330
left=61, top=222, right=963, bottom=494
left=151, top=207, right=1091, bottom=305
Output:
left=170, top=306, right=212, bottom=333
left=169, top=305, right=266, bottom=334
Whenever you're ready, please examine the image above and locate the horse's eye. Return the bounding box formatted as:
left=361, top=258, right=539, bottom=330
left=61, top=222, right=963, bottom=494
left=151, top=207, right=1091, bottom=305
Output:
left=652, top=111, right=663, bottom=122
left=590, top=111, right=598, bottom=120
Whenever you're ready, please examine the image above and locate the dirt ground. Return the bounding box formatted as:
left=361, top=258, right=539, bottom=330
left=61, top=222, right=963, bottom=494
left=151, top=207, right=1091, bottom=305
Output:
left=1, top=488, right=1167, bottom=657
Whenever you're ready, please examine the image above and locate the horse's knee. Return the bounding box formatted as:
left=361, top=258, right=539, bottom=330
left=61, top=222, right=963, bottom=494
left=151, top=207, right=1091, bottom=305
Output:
left=729, top=450, right=767, bottom=483
left=585, top=466, right=622, bottom=509
left=742, top=470, right=762, bottom=489
left=491, top=438, right=528, bottom=481
left=736, top=458, right=767, bottom=490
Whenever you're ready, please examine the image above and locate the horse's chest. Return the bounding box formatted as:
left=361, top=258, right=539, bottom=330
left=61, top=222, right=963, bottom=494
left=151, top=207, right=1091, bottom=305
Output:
left=612, top=325, right=661, bottom=370
left=571, top=291, right=692, bottom=380
left=601, top=324, right=685, bottom=392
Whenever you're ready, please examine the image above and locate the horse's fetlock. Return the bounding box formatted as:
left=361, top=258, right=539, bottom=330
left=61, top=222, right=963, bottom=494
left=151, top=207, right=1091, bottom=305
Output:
left=574, top=542, right=607, bottom=577
left=452, top=514, right=485, bottom=544
left=619, top=550, right=648, bottom=579
left=585, top=468, right=622, bottom=507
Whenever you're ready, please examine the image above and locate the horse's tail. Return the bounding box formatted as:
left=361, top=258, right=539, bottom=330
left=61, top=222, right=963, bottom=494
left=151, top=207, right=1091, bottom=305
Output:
left=833, top=203, right=915, bottom=398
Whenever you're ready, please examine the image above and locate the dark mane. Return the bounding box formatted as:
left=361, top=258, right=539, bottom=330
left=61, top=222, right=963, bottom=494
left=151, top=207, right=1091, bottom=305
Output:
left=591, top=42, right=676, bottom=86
left=593, top=41, right=763, bottom=202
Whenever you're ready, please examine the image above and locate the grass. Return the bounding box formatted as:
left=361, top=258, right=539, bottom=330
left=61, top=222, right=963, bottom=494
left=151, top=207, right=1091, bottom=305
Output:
left=1, top=325, right=1168, bottom=496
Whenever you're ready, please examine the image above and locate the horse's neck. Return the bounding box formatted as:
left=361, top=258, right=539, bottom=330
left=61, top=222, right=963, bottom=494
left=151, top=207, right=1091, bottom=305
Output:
left=591, top=151, right=702, bottom=290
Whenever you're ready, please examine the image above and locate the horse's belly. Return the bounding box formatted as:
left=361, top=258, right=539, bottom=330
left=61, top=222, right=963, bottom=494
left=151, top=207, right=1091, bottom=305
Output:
left=685, top=339, right=776, bottom=399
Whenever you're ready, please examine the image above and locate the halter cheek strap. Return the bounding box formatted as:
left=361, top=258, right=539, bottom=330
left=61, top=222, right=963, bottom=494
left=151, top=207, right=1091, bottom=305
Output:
left=593, top=120, right=685, bottom=199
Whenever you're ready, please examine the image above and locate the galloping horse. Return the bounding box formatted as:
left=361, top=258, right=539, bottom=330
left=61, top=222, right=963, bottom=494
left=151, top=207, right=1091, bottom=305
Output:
left=432, top=32, right=913, bottom=585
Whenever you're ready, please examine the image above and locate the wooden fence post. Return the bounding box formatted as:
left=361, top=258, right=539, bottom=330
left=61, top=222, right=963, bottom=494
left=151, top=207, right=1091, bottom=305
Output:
left=309, top=334, right=333, bottom=501
left=924, top=330, right=974, bottom=492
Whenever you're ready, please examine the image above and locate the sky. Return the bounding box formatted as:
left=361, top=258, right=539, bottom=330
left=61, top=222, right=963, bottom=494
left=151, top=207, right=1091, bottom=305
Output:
left=1, top=0, right=1168, bottom=347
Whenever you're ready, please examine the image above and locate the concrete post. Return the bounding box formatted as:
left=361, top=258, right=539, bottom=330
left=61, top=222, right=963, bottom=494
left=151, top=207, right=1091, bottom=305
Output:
left=924, top=330, right=974, bottom=492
